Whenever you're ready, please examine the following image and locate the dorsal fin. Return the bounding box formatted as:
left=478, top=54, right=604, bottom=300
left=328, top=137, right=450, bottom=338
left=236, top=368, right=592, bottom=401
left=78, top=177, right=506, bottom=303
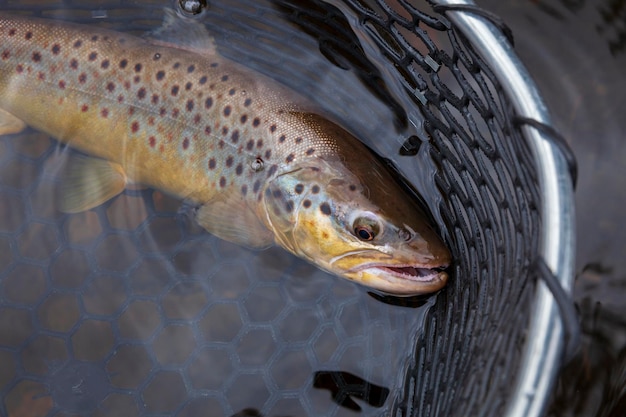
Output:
left=144, top=8, right=216, bottom=55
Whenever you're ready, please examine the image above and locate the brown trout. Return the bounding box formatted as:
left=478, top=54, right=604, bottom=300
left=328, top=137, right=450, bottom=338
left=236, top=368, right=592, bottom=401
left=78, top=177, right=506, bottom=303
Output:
left=0, top=10, right=450, bottom=296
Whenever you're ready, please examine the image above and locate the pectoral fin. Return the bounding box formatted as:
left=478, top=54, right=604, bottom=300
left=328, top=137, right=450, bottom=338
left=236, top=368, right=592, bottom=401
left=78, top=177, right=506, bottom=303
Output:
left=0, top=108, right=26, bottom=135
left=59, top=155, right=127, bottom=213
left=196, top=196, right=274, bottom=249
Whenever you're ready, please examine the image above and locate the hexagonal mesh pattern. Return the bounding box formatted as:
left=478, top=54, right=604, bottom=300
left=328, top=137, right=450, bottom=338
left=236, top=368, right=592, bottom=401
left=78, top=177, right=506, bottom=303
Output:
left=0, top=1, right=542, bottom=416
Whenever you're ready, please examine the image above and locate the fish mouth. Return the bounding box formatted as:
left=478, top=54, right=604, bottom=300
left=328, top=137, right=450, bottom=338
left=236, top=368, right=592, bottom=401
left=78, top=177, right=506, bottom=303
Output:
left=373, top=265, right=446, bottom=283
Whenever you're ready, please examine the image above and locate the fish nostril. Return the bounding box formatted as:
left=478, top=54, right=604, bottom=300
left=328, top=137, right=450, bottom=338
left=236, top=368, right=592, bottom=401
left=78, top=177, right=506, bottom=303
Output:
left=398, top=228, right=412, bottom=242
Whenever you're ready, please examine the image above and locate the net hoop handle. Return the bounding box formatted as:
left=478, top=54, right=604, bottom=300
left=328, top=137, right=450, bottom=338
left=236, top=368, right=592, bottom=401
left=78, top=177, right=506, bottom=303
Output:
left=430, top=2, right=576, bottom=417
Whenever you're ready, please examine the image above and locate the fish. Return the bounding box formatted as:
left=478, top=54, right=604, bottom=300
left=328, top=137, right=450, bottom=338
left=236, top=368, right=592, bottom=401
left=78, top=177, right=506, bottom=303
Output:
left=0, top=9, right=451, bottom=296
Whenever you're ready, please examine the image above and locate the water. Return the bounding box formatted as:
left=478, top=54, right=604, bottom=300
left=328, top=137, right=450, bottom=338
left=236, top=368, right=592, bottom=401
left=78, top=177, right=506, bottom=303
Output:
left=0, top=1, right=442, bottom=416
left=479, top=0, right=626, bottom=415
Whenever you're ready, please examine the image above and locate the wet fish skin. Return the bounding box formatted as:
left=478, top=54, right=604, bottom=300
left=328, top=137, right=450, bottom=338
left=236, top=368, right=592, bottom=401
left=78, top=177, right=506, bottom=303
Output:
left=0, top=11, right=450, bottom=295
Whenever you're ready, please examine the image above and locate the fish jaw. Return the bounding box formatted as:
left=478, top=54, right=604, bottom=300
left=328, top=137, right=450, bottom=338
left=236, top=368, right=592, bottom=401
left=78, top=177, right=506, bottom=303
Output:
left=344, top=262, right=449, bottom=296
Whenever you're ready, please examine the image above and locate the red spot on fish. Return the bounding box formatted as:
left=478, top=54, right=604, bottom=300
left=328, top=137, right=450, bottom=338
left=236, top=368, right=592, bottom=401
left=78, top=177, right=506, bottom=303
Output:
left=101, top=108, right=109, bottom=118
left=159, top=107, right=166, bottom=117
left=88, top=51, right=97, bottom=61
left=172, top=109, right=180, bottom=118
left=194, top=114, right=201, bottom=124
left=25, top=31, right=33, bottom=40
left=159, top=144, right=165, bottom=153
left=137, top=88, right=146, bottom=100
left=219, top=177, right=226, bottom=188
left=1, top=50, right=9, bottom=60
left=182, top=138, right=190, bottom=150
left=78, top=73, right=87, bottom=84
left=70, top=59, right=78, bottom=70
left=128, top=107, right=135, bottom=116
left=117, top=95, right=124, bottom=103
left=149, top=136, right=156, bottom=147
left=123, top=81, right=130, bottom=90
left=133, top=75, right=140, bottom=84
left=101, top=59, right=110, bottom=69
left=81, top=104, right=89, bottom=112
left=151, top=94, right=159, bottom=105
left=37, top=72, right=45, bottom=80
left=148, top=117, right=155, bottom=126
left=73, top=40, right=82, bottom=48
left=58, top=80, right=66, bottom=89
left=204, top=126, right=212, bottom=135
left=106, top=82, right=115, bottom=92
left=51, top=44, right=61, bottom=55
left=131, top=121, right=139, bottom=133
left=221, top=126, right=229, bottom=136
left=8, top=29, right=16, bottom=36
left=218, top=140, right=225, bottom=149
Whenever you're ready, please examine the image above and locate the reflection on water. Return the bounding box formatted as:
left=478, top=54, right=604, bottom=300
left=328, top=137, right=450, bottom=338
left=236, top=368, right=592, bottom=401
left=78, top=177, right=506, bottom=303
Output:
left=480, top=0, right=626, bottom=415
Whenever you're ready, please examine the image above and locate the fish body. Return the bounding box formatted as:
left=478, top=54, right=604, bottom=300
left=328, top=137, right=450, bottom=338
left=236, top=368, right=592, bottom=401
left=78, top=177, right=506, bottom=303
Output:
left=0, top=10, right=450, bottom=295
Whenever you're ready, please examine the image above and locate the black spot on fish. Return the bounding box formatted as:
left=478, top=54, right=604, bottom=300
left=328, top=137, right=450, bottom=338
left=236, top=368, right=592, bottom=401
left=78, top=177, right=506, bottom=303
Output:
left=186, top=100, right=194, bottom=112
left=91, top=35, right=99, bottom=41
left=205, top=97, right=213, bottom=109
left=256, top=139, right=263, bottom=148
left=70, top=59, right=78, bottom=70
left=25, top=31, right=32, bottom=40
left=272, top=189, right=282, bottom=198
left=188, top=64, right=195, bottom=73
left=229, top=88, right=236, bottom=96
left=279, top=135, right=285, bottom=143
left=285, top=200, right=294, bottom=213
left=101, top=59, right=110, bottom=69
left=252, top=118, right=260, bottom=127
left=244, top=98, right=252, bottom=107
left=264, top=149, right=272, bottom=159
left=295, top=184, right=304, bottom=194
left=78, top=73, right=87, bottom=84
left=246, top=140, right=254, bottom=151
left=270, top=124, right=277, bottom=133
left=73, top=39, right=82, bottom=48
left=88, top=52, right=97, bottom=61
left=185, top=82, right=192, bottom=90
left=220, top=177, right=226, bottom=188
left=119, top=58, right=128, bottom=68
left=223, top=106, right=231, bottom=117
left=306, top=148, right=316, bottom=156
left=231, top=130, right=239, bottom=144
left=51, top=44, right=61, bottom=55
left=199, top=75, right=207, bottom=84
left=134, top=63, right=142, bottom=73
left=236, top=164, right=243, bottom=176
left=173, top=62, right=181, bottom=69
left=205, top=126, right=211, bottom=135
left=210, top=62, right=218, bottom=68
left=285, top=154, right=295, bottom=163
left=303, top=199, right=311, bottom=208
left=226, top=156, right=233, bottom=168
left=156, top=70, right=165, bottom=81
left=267, top=164, right=277, bottom=177
left=32, top=52, right=41, bottom=62
left=221, top=126, right=229, bottom=136
left=208, top=158, right=216, bottom=170
left=182, top=138, right=189, bottom=150
left=253, top=180, right=261, bottom=194
left=221, top=75, right=229, bottom=82
left=240, top=114, right=248, bottom=124
left=137, top=88, right=146, bottom=100
left=320, top=202, right=331, bottom=215
left=241, top=184, right=248, bottom=195
left=312, top=185, right=320, bottom=194
left=133, top=75, right=141, bottom=84
left=151, top=94, right=159, bottom=104
left=171, top=85, right=179, bottom=96
left=160, top=108, right=167, bottom=117
left=349, top=184, right=357, bottom=192
left=295, top=137, right=303, bottom=144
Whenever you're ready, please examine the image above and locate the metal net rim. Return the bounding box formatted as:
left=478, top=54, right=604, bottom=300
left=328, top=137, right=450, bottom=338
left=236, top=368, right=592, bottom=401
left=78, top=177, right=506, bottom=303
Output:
left=430, top=1, right=577, bottom=417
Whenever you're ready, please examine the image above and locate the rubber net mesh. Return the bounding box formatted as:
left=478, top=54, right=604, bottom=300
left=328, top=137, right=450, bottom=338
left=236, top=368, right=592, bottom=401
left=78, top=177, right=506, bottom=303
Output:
left=0, top=0, right=541, bottom=416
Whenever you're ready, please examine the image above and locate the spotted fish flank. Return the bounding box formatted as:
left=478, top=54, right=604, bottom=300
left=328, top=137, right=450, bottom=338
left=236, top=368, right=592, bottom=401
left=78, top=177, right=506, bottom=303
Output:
left=0, top=10, right=451, bottom=296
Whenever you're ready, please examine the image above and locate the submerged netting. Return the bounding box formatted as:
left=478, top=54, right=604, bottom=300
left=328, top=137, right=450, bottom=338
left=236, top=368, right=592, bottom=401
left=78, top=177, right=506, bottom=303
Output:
left=0, top=0, right=570, bottom=416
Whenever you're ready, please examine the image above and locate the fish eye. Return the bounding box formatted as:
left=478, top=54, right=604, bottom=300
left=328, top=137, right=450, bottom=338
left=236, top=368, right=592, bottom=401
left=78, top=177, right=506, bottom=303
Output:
left=352, top=215, right=381, bottom=241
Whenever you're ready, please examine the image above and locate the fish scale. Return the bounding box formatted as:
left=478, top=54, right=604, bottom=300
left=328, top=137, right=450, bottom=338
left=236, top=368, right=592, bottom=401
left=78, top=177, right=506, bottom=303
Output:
left=0, top=11, right=451, bottom=296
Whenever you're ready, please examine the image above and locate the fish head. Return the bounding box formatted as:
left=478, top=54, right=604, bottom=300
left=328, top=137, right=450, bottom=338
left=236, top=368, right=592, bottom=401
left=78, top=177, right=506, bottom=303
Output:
left=262, top=156, right=451, bottom=296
